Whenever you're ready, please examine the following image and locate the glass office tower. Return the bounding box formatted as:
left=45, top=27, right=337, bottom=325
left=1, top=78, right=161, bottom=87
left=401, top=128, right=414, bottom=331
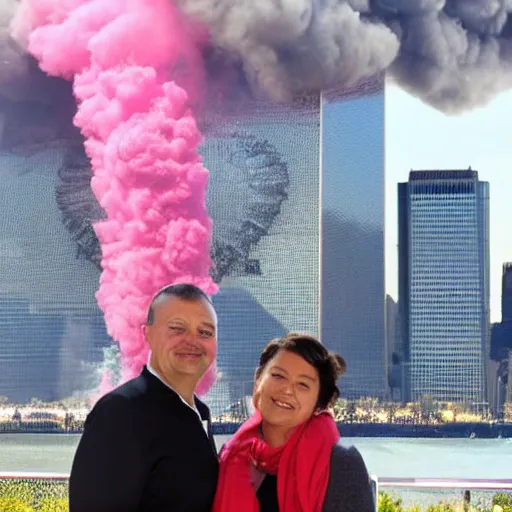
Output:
left=398, top=170, right=490, bottom=403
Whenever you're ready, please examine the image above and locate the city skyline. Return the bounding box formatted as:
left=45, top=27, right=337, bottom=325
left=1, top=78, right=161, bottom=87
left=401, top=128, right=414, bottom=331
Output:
left=385, top=83, right=512, bottom=323
left=2, top=74, right=510, bottom=404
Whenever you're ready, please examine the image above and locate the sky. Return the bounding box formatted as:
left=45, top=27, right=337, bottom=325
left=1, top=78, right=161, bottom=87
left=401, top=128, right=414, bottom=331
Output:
left=384, top=82, right=512, bottom=323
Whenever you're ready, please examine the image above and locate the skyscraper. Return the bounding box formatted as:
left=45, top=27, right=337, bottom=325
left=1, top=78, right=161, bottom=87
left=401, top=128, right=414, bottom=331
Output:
left=321, top=81, right=386, bottom=399
left=501, top=263, right=512, bottom=323
left=490, top=263, right=512, bottom=415
left=206, top=80, right=387, bottom=407
left=491, top=263, right=512, bottom=362
left=398, top=170, right=490, bottom=403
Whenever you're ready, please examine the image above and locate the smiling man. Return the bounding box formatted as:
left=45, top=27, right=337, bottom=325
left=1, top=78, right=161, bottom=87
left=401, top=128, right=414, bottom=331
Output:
left=69, top=283, right=219, bottom=512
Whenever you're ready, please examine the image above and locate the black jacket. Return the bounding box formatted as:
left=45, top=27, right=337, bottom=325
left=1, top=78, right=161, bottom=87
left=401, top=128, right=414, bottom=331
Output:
left=69, top=366, right=219, bottom=512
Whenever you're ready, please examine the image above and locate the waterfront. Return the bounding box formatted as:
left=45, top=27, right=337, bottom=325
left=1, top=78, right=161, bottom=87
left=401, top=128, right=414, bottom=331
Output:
left=1, top=434, right=511, bottom=507
left=1, top=434, right=510, bottom=478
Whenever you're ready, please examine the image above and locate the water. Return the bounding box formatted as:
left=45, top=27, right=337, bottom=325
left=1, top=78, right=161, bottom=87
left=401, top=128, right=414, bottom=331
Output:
left=1, top=435, right=511, bottom=507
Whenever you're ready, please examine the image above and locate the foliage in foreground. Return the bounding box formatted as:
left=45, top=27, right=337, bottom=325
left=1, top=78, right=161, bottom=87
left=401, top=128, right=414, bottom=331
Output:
left=378, top=491, right=512, bottom=512
left=0, top=482, right=511, bottom=511
left=0, top=480, right=68, bottom=512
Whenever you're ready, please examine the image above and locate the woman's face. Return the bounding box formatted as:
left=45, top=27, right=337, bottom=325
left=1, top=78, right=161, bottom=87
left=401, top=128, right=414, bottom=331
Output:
left=253, top=349, right=320, bottom=431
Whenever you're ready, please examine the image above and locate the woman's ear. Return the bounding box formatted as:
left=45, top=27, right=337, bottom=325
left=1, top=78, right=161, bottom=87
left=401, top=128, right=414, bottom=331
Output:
left=252, top=370, right=261, bottom=410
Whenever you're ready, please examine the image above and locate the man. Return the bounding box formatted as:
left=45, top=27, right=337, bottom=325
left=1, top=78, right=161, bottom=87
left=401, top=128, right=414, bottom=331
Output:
left=69, top=283, right=219, bottom=511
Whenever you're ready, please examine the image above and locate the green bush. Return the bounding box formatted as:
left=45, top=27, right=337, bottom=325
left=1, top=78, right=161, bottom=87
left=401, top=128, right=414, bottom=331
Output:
left=425, top=504, right=456, bottom=512
left=0, top=497, right=34, bottom=512
left=493, top=492, right=512, bottom=512
left=0, top=480, right=68, bottom=512
left=379, top=492, right=404, bottom=512
left=377, top=491, right=512, bottom=512
left=0, top=484, right=510, bottom=512
left=379, top=492, right=450, bottom=512
left=38, top=499, right=68, bottom=512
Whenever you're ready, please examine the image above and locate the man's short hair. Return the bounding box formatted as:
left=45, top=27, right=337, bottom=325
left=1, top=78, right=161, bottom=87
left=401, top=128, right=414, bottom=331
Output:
left=146, top=283, right=212, bottom=326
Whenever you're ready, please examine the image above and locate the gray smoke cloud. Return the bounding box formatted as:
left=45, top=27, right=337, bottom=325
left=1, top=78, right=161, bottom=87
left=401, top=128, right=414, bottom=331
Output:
left=177, top=0, right=512, bottom=113
left=0, top=0, right=31, bottom=102
left=0, top=1, right=78, bottom=149
left=177, top=0, right=399, bottom=102
left=3, top=0, right=512, bottom=113
left=0, top=0, right=71, bottom=106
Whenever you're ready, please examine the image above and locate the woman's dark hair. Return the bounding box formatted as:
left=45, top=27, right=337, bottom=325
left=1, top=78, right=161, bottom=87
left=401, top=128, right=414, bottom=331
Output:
left=255, top=333, right=347, bottom=410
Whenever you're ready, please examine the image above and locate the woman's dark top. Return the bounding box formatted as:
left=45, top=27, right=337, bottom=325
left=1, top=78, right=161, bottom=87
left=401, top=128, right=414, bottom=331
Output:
left=256, top=442, right=375, bottom=512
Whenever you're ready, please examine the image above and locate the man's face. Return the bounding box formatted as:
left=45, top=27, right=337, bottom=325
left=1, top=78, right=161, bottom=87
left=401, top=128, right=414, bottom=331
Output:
left=144, top=296, right=217, bottom=384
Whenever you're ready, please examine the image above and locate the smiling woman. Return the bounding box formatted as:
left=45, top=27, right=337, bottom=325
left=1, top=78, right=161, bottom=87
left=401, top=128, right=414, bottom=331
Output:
left=212, top=333, right=375, bottom=512
left=253, top=334, right=345, bottom=447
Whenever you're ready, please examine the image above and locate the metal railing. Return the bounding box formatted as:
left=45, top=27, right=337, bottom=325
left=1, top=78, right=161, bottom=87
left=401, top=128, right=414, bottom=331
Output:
left=376, top=477, right=512, bottom=491
left=4, top=473, right=510, bottom=489
left=0, top=472, right=69, bottom=480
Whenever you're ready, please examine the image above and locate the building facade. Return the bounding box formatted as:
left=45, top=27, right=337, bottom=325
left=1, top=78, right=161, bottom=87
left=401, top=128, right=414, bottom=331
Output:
left=398, top=170, right=490, bottom=403
left=501, top=263, right=512, bottom=323
left=490, top=263, right=512, bottom=415
left=321, top=85, right=386, bottom=399
left=206, top=81, right=387, bottom=408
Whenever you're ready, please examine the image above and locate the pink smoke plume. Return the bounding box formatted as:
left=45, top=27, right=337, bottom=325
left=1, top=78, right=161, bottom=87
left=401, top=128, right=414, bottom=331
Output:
left=12, top=0, right=219, bottom=396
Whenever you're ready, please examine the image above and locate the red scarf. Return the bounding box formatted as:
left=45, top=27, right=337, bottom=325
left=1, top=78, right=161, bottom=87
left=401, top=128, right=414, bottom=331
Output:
left=212, top=410, right=340, bottom=512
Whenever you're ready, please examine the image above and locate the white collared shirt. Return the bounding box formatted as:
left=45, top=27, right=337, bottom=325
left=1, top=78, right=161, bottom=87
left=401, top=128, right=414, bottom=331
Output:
left=147, top=359, right=209, bottom=433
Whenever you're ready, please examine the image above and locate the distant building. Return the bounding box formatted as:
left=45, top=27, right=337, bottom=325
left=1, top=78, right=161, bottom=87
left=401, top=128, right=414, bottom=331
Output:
left=321, top=84, right=386, bottom=399
left=386, top=295, right=401, bottom=400
left=490, top=263, right=512, bottom=415
left=398, top=169, right=490, bottom=403
left=502, top=263, right=512, bottom=322
left=207, top=80, right=388, bottom=405
left=491, top=264, right=512, bottom=361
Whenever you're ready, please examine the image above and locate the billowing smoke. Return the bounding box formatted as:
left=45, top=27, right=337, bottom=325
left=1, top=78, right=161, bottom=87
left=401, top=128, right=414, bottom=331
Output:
left=0, top=0, right=70, bottom=105
left=0, top=1, right=79, bottom=150
left=5, top=1, right=512, bottom=117
left=176, top=0, right=399, bottom=103
left=177, top=0, right=512, bottom=112
left=11, top=0, right=218, bottom=396
left=0, top=0, right=29, bottom=103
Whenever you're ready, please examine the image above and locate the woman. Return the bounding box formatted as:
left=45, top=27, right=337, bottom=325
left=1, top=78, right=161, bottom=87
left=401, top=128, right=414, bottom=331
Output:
left=213, top=333, right=375, bottom=512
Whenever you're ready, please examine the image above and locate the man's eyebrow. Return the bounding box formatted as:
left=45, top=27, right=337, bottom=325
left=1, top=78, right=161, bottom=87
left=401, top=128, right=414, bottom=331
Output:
left=167, top=318, right=216, bottom=331
left=167, top=317, right=186, bottom=323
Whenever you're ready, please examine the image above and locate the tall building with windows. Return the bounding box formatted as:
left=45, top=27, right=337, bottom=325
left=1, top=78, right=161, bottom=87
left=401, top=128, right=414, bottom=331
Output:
left=501, top=263, right=512, bottom=322
left=491, top=263, right=512, bottom=362
left=321, top=84, right=386, bottom=399
left=490, top=263, right=512, bottom=415
left=205, top=80, right=387, bottom=408
left=398, top=170, right=490, bottom=403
